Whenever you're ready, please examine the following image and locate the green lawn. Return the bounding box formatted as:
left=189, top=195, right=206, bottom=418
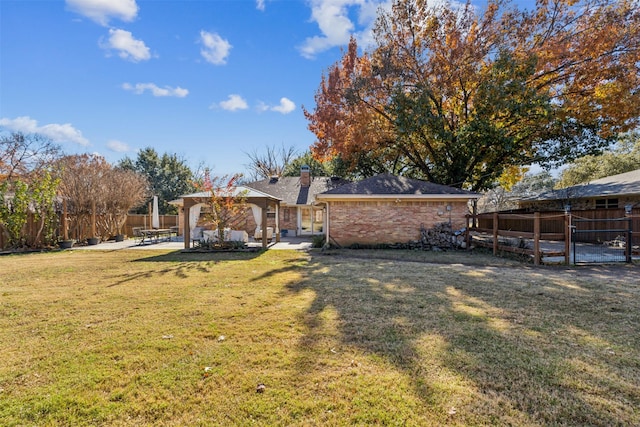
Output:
left=1, top=248, right=638, bottom=426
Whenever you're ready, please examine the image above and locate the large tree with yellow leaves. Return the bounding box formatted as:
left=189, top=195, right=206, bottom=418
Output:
left=304, top=0, right=640, bottom=191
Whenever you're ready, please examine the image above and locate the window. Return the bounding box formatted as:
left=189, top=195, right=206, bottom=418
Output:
left=300, top=207, right=324, bottom=234
left=595, top=198, right=618, bottom=209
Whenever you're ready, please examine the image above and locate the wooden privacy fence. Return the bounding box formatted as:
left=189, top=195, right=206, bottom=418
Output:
left=1, top=213, right=179, bottom=249
left=0, top=213, right=47, bottom=250
left=123, top=214, right=179, bottom=238
left=569, top=208, right=640, bottom=246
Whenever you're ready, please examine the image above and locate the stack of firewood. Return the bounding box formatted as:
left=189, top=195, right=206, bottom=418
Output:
left=420, top=222, right=466, bottom=250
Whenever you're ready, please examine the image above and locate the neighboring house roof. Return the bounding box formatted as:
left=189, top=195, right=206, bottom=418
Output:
left=317, top=173, right=479, bottom=199
left=523, top=168, right=640, bottom=201
left=245, top=176, right=350, bottom=206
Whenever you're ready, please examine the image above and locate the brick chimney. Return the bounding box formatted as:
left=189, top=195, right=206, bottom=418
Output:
left=300, top=165, right=311, bottom=187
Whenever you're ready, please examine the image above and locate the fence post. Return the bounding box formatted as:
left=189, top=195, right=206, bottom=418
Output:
left=465, top=215, right=468, bottom=250
left=62, top=198, right=69, bottom=240
left=626, top=214, right=632, bottom=263
left=465, top=214, right=472, bottom=250
left=91, top=200, right=97, bottom=238
left=564, top=211, right=571, bottom=265
left=533, top=212, right=541, bottom=265
left=493, top=212, right=499, bottom=256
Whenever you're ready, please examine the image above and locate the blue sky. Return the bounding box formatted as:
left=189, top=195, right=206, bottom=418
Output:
left=1, top=0, right=534, bottom=177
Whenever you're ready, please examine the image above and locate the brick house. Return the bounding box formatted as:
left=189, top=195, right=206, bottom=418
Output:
left=173, top=168, right=478, bottom=248
left=315, top=174, right=479, bottom=247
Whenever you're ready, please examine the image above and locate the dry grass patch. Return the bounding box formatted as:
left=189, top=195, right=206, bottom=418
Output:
left=0, top=249, right=638, bottom=425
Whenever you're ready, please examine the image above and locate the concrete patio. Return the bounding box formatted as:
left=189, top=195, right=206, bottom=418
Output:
left=70, top=235, right=314, bottom=251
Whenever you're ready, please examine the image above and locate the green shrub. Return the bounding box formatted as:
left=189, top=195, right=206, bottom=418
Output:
left=196, top=239, right=247, bottom=251
left=311, top=235, right=326, bottom=248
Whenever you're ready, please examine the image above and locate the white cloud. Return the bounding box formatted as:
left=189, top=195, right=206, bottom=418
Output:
left=39, top=123, right=90, bottom=146
left=101, top=28, right=151, bottom=62
left=66, top=0, right=138, bottom=26
left=272, top=97, right=296, bottom=114
left=122, top=82, right=188, bottom=97
left=256, top=0, right=266, bottom=11
left=299, top=0, right=388, bottom=59
left=199, top=31, right=232, bottom=65
left=0, top=116, right=39, bottom=133
left=106, top=139, right=130, bottom=152
left=260, top=97, right=296, bottom=114
left=0, top=116, right=89, bottom=146
left=214, top=94, right=248, bottom=111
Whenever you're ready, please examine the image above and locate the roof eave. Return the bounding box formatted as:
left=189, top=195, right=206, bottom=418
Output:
left=522, top=190, right=640, bottom=202
left=316, top=193, right=480, bottom=201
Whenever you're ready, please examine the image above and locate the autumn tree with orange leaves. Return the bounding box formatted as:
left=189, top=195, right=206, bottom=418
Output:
left=304, top=0, right=640, bottom=191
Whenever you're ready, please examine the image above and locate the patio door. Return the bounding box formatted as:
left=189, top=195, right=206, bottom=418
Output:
left=299, top=206, right=324, bottom=235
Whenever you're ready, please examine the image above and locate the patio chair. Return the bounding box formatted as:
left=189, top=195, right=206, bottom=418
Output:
left=169, top=226, right=179, bottom=240
left=254, top=227, right=274, bottom=242
left=132, top=227, right=144, bottom=245
left=191, top=227, right=204, bottom=248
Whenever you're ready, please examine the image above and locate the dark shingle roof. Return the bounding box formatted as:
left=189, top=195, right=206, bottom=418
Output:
left=245, top=176, right=351, bottom=205
left=524, top=168, right=640, bottom=201
left=319, top=173, right=478, bottom=196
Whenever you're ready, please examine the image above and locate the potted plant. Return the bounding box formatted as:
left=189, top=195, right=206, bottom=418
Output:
left=58, top=239, right=74, bottom=249
left=112, top=214, right=127, bottom=242
left=87, top=236, right=99, bottom=245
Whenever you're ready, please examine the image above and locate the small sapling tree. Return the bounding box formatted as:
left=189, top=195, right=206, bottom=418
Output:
left=200, top=170, right=247, bottom=248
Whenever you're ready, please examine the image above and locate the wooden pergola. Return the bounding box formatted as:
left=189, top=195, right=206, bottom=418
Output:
left=173, top=186, right=281, bottom=249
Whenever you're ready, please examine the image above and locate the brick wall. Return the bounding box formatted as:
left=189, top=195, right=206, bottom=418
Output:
left=273, top=207, right=297, bottom=233
left=328, top=200, right=469, bottom=246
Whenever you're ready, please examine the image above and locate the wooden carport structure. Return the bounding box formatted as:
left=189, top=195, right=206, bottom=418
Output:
left=172, top=186, right=281, bottom=249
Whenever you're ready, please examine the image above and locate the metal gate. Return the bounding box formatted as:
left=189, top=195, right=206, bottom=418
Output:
left=571, top=217, right=633, bottom=264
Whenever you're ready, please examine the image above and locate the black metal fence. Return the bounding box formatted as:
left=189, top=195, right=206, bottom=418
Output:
left=572, top=217, right=633, bottom=264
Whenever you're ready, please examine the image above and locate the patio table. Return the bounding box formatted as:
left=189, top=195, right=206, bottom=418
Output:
left=139, top=228, right=173, bottom=244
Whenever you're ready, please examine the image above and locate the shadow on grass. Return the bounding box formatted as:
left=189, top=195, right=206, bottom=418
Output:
left=132, top=250, right=265, bottom=263
left=285, top=252, right=639, bottom=425
left=101, top=250, right=269, bottom=287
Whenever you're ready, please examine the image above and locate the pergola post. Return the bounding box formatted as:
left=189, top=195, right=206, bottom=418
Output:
left=183, top=200, right=193, bottom=250
left=275, top=202, right=280, bottom=243
left=261, top=200, right=268, bottom=248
